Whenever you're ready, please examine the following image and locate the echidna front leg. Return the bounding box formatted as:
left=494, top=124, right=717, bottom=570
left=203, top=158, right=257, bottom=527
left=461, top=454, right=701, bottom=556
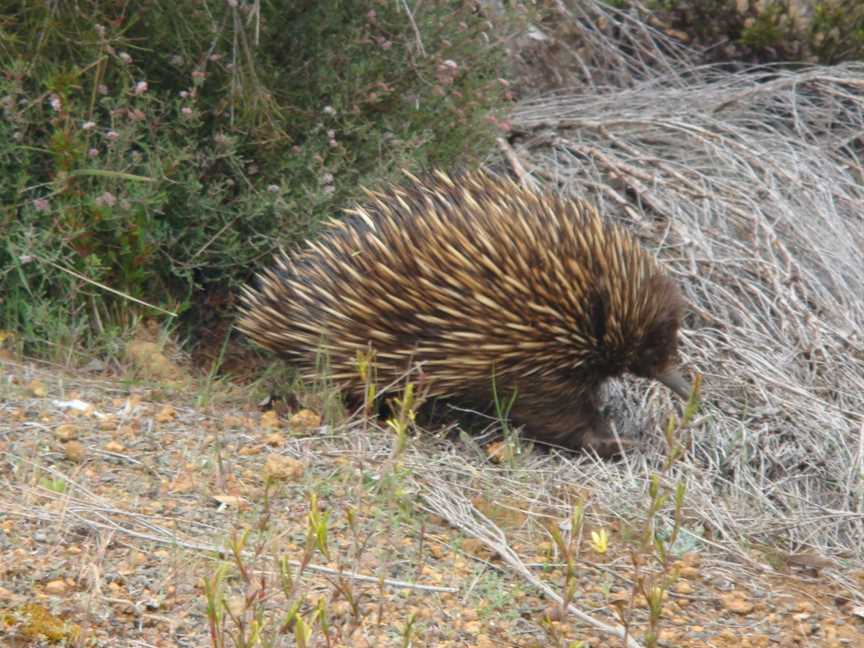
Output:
left=576, top=422, right=635, bottom=458
left=509, top=384, right=632, bottom=457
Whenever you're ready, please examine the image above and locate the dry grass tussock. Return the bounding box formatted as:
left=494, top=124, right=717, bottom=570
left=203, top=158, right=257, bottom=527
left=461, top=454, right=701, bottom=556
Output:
left=495, top=7, right=864, bottom=573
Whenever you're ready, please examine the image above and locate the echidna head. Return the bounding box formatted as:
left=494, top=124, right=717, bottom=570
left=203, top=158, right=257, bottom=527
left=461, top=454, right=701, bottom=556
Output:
left=626, top=273, right=691, bottom=400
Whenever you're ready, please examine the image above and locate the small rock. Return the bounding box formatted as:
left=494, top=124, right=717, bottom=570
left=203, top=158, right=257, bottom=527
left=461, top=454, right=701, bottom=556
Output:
left=44, top=579, right=67, bottom=595
left=27, top=380, right=47, bottom=397
left=263, top=454, right=304, bottom=482
left=63, top=440, right=86, bottom=462
left=428, top=544, right=446, bottom=559
left=264, top=432, right=285, bottom=446
left=129, top=551, right=147, bottom=567
left=54, top=424, right=78, bottom=441
left=679, top=565, right=700, bottom=578
left=674, top=580, right=694, bottom=595
left=260, top=410, right=280, bottom=429
left=289, top=409, right=321, bottom=430
left=722, top=592, right=755, bottom=615
left=155, top=405, right=176, bottom=422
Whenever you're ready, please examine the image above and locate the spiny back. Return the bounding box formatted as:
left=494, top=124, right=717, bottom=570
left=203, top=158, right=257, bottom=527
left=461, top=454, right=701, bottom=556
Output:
left=237, top=170, right=685, bottom=401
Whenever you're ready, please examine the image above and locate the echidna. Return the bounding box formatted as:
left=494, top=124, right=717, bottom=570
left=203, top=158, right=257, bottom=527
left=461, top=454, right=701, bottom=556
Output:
left=238, top=170, right=689, bottom=455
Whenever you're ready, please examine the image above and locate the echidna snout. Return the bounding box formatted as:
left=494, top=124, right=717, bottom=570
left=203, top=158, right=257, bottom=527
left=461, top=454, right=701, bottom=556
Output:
left=622, top=272, right=690, bottom=402
left=237, top=170, right=690, bottom=455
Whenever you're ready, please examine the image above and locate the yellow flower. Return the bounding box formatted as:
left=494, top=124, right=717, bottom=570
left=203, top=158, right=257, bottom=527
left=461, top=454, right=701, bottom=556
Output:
left=590, top=528, right=609, bottom=555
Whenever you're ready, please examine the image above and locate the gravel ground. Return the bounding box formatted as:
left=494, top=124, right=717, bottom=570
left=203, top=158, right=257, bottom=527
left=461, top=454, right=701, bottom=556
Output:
left=1, top=358, right=862, bottom=647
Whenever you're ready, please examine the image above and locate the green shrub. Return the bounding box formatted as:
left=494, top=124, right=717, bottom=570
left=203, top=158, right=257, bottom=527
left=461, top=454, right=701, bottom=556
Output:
left=650, top=0, right=864, bottom=64
left=0, top=1, right=512, bottom=359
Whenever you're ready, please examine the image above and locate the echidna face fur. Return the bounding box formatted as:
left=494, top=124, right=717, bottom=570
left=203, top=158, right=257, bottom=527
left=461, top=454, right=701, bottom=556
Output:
left=238, top=170, right=688, bottom=455
left=625, top=274, right=685, bottom=379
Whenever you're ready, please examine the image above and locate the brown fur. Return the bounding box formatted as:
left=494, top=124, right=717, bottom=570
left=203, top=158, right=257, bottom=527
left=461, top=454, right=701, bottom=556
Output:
left=238, top=170, right=688, bottom=455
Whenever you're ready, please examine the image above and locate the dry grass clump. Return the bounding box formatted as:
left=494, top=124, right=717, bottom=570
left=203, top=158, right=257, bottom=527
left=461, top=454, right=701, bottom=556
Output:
left=502, top=36, right=864, bottom=567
